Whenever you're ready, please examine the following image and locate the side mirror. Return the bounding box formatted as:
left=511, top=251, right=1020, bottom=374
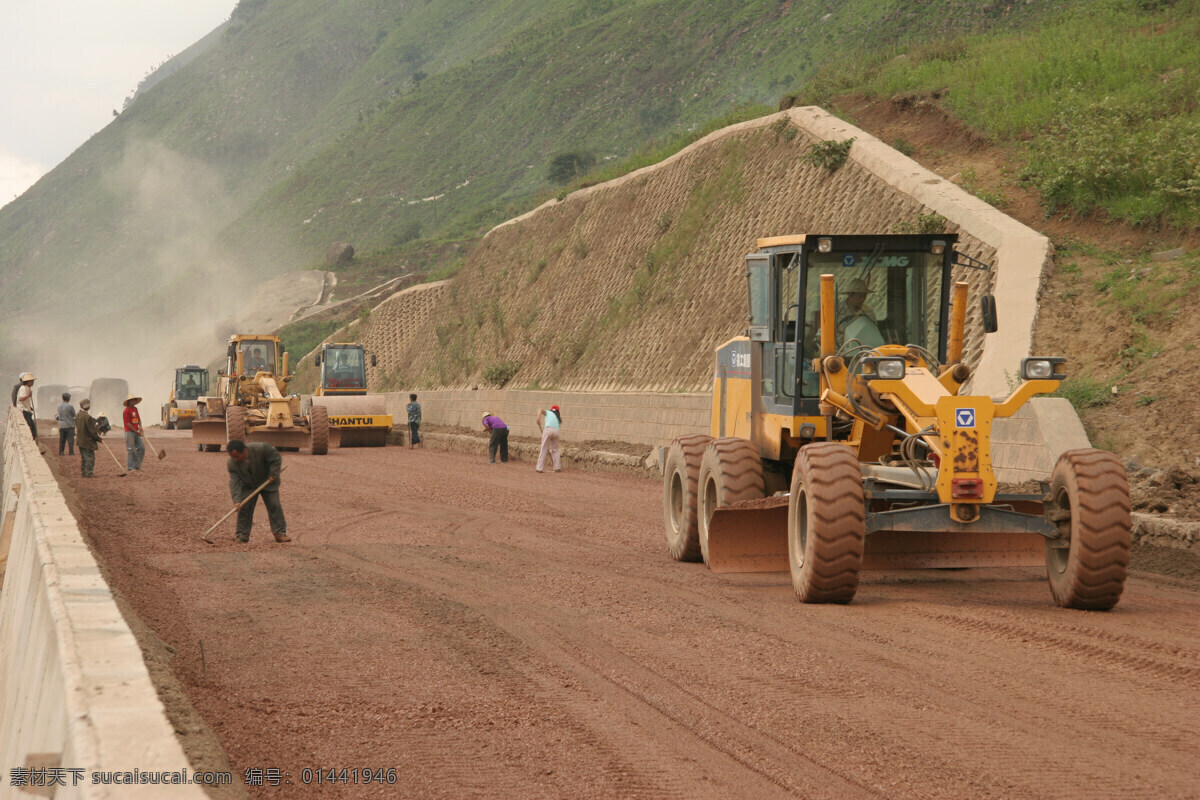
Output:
left=371, top=354, right=378, bottom=367
left=227, top=344, right=236, bottom=358
left=981, top=295, right=998, bottom=334
left=314, top=355, right=321, bottom=367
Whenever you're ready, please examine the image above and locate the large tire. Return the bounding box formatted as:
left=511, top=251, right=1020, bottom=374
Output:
left=788, top=442, right=866, bottom=604
left=662, top=434, right=714, bottom=562
left=310, top=405, right=329, bottom=455
left=162, top=404, right=175, bottom=430
left=1045, top=449, right=1131, bottom=610
left=226, top=406, right=247, bottom=444
left=697, top=438, right=765, bottom=565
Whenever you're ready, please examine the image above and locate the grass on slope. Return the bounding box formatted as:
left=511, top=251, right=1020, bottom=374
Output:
left=796, top=0, right=1200, bottom=228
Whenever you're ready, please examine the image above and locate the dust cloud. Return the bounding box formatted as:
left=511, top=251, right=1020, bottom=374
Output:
left=2, top=139, right=320, bottom=416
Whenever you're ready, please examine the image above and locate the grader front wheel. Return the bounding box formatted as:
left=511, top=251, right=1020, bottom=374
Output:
left=697, top=438, right=765, bottom=566
left=226, top=406, right=247, bottom=444
left=662, top=434, right=713, bottom=562
left=1045, top=448, right=1131, bottom=610
left=788, top=443, right=866, bottom=604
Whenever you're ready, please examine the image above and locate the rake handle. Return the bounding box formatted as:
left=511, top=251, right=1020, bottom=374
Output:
left=99, top=439, right=126, bottom=474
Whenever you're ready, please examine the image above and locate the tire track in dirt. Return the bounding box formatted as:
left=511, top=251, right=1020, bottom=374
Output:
left=911, top=606, right=1200, bottom=688
left=315, top=543, right=880, bottom=800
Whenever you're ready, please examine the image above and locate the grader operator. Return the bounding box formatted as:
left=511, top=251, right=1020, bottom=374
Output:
left=193, top=334, right=332, bottom=454
left=663, top=234, right=1131, bottom=609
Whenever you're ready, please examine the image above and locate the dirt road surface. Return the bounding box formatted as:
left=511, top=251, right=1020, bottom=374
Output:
left=43, top=431, right=1200, bottom=799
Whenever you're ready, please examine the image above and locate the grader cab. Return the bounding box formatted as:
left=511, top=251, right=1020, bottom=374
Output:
left=663, top=234, right=1131, bottom=609
left=193, top=334, right=333, bottom=454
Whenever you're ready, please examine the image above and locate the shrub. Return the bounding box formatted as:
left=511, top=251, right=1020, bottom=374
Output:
left=482, top=360, right=521, bottom=387
left=548, top=151, right=597, bottom=184
left=801, top=138, right=856, bottom=171
left=1054, top=375, right=1114, bottom=410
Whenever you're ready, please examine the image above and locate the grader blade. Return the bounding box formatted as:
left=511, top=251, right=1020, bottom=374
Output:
left=705, top=499, right=789, bottom=574
left=863, top=531, right=1044, bottom=569
left=191, top=418, right=228, bottom=448
left=863, top=504, right=1047, bottom=569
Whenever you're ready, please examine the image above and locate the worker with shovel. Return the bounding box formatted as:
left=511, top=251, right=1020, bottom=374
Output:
left=122, top=394, right=146, bottom=471
left=226, top=439, right=290, bottom=543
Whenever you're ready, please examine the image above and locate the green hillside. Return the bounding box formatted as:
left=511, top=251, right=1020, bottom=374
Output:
left=6, top=0, right=1198, bottom=389
left=0, top=0, right=1081, bottom=379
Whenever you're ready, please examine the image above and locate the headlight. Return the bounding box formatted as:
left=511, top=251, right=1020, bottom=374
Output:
left=861, top=356, right=906, bottom=380
left=877, top=358, right=906, bottom=380
left=931, top=239, right=946, bottom=255
left=1020, top=357, right=1066, bottom=381
left=817, top=237, right=833, bottom=253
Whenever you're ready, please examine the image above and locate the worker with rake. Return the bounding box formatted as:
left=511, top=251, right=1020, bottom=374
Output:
left=75, top=399, right=103, bottom=477
left=122, top=394, right=146, bottom=471
left=227, top=439, right=290, bottom=543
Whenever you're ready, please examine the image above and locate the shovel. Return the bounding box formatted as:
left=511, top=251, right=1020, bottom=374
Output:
left=100, top=439, right=127, bottom=477
left=145, top=435, right=166, bottom=460
left=201, top=465, right=287, bottom=543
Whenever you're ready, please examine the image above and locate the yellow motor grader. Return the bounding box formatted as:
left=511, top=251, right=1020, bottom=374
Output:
left=663, top=233, right=1131, bottom=609
left=306, top=342, right=393, bottom=447
left=193, top=334, right=334, bottom=454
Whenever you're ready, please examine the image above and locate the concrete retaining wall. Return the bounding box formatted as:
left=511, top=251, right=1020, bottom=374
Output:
left=389, top=390, right=1085, bottom=481
left=386, top=389, right=710, bottom=447
left=0, top=411, right=204, bottom=799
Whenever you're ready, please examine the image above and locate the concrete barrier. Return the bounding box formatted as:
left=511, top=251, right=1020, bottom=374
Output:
left=0, top=411, right=206, bottom=799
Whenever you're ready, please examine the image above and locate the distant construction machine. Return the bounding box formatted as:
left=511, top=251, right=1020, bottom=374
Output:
left=193, top=334, right=332, bottom=454
left=162, top=365, right=209, bottom=429
left=307, top=342, right=393, bottom=447
left=663, top=233, right=1131, bottom=609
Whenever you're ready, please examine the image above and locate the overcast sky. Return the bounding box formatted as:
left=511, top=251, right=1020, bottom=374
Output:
left=0, top=0, right=237, bottom=209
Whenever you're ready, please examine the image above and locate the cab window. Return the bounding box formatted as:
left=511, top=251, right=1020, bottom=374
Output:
left=240, top=342, right=276, bottom=376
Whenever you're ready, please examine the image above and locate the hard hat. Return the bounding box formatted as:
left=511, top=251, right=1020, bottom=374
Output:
left=551, top=405, right=559, bottom=411
left=124, top=394, right=142, bottom=405
left=20, top=372, right=34, bottom=381
left=847, top=278, right=869, bottom=293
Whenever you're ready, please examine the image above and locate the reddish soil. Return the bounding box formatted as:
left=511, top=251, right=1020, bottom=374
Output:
left=41, top=431, right=1200, bottom=799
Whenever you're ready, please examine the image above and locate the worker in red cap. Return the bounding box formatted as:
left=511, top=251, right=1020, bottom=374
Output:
left=536, top=404, right=563, bottom=473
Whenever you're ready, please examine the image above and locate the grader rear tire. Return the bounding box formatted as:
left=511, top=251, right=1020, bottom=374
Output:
left=697, top=438, right=765, bottom=566
left=662, top=434, right=713, bottom=562
left=788, top=442, right=865, bottom=604
left=226, top=406, right=247, bottom=444
left=310, top=405, right=329, bottom=455
left=1045, top=448, right=1131, bottom=610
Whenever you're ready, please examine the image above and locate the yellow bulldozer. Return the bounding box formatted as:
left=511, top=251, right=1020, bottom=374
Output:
left=193, top=334, right=333, bottom=454
left=307, top=342, right=393, bottom=447
left=161, top=365, right=209, bottom=429
left=663, top=233, right=1131, bottom=609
